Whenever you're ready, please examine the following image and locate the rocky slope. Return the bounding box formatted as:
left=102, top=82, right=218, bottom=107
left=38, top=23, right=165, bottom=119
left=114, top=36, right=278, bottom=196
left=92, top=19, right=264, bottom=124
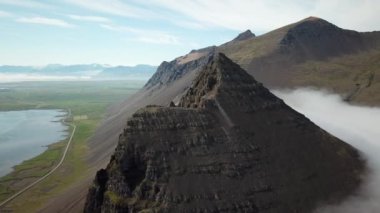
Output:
left=221, top=29, right=256, bottom=46
left=142, top=17, right=380, bottom=106
left=39, top=17, right=377, bottom=212
left=146, top=17, right=380, bottom=105
left=222, top=17, right=380, bottom=105
left=84, top=53, right=364, bottom=212
left=279, top=17, right=366, bottom=60
left=233, top=29, right=255, bottom=41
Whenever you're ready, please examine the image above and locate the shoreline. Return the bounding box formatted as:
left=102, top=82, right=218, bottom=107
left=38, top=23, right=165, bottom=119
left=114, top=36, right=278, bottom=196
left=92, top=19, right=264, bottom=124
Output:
left=0, top=109, right=70, bottom=178
left=0, top=80, right=143, bottom=211
left=0, top=114, right=76, bottom=209
left=0, top=109, right=72, bottom=202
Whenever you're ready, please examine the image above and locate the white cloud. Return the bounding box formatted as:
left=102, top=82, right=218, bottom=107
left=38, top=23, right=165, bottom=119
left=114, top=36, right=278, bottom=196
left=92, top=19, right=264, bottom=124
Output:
left=16, top=17, right=75, bottom=28
left=100, top=23, right=180, bottom=45
left=67, top=14, right=110, bottom=23
left=137, top=34, right=179, bottom=45
left=148, top=0, right=380, bottom=32
left=310, top=0, right=380, bottom=31
left=0, top=10, right=12, bottom=17
left=0, top=73, right=91, bottom=82
left=100, top=24, right=139, bottom=33
left=173, top=20, right=208, bottom=30
left=146, top=0, right=310, bottom=32
left=65, top=0, right=155, bottom=19
left=274, top=88, right=380, bottom=213
left=0, top=0, right=51, bottom=9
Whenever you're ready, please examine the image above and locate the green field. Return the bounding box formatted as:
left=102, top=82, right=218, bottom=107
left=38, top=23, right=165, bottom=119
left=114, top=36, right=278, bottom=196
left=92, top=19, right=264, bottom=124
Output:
left=0, top=80, right=144, bottom=212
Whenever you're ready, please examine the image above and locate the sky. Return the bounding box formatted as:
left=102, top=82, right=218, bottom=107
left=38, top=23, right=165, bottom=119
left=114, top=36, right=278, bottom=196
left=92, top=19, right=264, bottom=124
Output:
left=0, top=0, right=379, bottom=66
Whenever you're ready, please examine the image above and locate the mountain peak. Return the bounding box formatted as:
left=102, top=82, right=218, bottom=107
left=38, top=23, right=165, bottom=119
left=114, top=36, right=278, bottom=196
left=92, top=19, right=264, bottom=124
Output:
left=289, top=16, right=338, bottom=31
left=232, top=29, right=255, bottom=42
left=279, top=16, right=363, bottom=59
left=85, top=53, right=364, bottom=213
left=303, top=16, right=324, bottom=22
left=205, top=52, right=253, bottom=80
left=179, top=52, right=279, bottom=109
left=295, top=16, right=337, bottom=28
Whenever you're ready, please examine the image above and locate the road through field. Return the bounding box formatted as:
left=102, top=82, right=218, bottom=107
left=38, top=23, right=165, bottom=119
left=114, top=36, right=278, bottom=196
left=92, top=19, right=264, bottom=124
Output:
left=0, top=109, right=76, bottom=209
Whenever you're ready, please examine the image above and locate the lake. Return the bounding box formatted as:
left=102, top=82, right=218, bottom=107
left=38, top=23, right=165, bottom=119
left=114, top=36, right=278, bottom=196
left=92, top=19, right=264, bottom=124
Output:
left=0, top=110, right=68, bottom=177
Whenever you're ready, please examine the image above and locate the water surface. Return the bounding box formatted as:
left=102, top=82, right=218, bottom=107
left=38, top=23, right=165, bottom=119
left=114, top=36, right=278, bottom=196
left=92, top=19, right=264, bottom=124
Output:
left=0, top=110, right=68, bottom=177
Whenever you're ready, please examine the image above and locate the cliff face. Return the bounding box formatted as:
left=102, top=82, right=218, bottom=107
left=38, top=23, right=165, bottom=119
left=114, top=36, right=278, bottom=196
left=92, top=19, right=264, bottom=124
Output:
left=144, top=47, right=215, bottom=89
left=85, top=53, right=364, bottom=213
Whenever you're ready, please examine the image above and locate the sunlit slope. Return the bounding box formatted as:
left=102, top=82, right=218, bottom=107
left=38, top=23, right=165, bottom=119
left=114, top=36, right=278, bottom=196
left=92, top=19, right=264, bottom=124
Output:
left=219, top=17, right=380, bottom=106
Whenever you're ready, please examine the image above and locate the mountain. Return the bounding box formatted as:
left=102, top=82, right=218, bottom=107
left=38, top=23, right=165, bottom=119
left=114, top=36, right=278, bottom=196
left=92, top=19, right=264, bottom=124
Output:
left=84, top=53, right=364, bottom=212
left=232, top=29, right=256, bottom=41
left=222, top=29, right=256, bottom=45
left=221, top=17, right=380, bottom=106
left=38, top=17, right=376, bottom=212
left=96, top=65, right=157, bottom=80
left=146, top=17, right=380, bottom=105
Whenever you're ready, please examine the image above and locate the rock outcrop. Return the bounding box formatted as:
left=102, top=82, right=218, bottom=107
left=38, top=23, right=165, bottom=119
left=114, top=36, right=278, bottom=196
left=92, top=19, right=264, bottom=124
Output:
left=232, top=29, right=256, bottom=42
left=144, top=47, right=215, bottom=89
left=279, top=16, right=365, bottom=60
left=85, top=53, right=364, bottom=213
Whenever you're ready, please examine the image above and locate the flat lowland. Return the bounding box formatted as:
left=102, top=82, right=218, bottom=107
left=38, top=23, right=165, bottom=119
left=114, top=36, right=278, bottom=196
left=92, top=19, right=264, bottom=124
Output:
left=0, top=80, right=144, bottom=212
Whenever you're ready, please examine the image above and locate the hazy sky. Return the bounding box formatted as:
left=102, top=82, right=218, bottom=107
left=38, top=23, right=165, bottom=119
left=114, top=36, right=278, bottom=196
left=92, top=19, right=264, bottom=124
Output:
left=0, top=0, right=379, bottom=66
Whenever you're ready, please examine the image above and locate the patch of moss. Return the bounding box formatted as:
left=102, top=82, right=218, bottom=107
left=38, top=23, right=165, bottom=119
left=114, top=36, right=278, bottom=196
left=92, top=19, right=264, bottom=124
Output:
left=105, top=190, right=123, bottom=205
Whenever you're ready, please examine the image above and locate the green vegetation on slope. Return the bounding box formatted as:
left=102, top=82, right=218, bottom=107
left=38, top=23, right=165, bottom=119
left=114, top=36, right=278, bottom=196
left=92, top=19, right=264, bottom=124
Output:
left=291, top=50, right=380, bottom=105
left=218, top=18, right=298, bottom=67
left=218, top=17, right=380, bottom=106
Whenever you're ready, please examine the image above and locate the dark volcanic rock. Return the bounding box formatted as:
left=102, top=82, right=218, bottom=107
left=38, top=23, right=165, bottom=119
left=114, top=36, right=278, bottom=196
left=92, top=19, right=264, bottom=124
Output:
left=189, top=45, right=217, bottom=54
left=279, top=17, right=366, bottom=60
left=84, top=169, right=108, bottom=212
left=144, top=56, right=207, bottom=89
left=144, top=47, right=216, bottom=89
left=85, top=53, right=364, bottom=213
left=221, top=30, right=255, bottom=47
left=232, top=29, right=256, bottom=42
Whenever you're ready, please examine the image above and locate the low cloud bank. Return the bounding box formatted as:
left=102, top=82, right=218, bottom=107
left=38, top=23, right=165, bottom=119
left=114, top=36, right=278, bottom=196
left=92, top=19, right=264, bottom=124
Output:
left=0, top=73, right=151, bottom=82
left=273, top=88, right=380, bottom=213
left=0, top=73, right=92, bottom=82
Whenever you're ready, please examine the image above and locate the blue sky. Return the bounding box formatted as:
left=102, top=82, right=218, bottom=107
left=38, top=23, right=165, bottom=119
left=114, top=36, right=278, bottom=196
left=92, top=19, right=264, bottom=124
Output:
left=0, top=0, right=379, bottom=66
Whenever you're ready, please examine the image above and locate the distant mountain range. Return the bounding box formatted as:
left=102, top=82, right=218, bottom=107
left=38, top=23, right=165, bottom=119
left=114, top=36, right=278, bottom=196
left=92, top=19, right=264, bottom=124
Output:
left=0, top=64, right=157, bottom=81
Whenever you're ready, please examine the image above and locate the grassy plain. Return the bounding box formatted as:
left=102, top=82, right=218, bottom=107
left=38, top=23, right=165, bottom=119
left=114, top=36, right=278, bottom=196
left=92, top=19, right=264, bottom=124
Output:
left=0, top=80, right=144, bottom=212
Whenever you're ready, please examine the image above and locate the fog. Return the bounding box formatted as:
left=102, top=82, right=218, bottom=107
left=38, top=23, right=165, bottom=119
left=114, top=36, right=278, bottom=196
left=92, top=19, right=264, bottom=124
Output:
left=273, top=88, right=380, bottom=213
left=0, top=73, right=92, bottom=82
left=0, top=73, right=153, bottom=83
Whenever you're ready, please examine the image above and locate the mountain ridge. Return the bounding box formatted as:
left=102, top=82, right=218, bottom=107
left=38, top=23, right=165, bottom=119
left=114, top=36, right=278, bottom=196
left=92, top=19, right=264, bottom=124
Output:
left=145, top=16, right=380, bottom=105
left=84, top=53, right=364, bottom=212
left=37, top=17, right=376, bottom=212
